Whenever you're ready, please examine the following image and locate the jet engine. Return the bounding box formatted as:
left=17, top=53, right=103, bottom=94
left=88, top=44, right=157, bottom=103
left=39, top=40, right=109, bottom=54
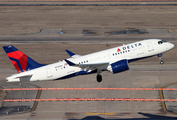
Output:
left=107, top=59, right=129, bottom=74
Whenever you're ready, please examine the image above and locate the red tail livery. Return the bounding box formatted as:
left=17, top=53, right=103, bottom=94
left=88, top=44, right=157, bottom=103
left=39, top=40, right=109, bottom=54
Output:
left=3, top=45, right=45, bottom=73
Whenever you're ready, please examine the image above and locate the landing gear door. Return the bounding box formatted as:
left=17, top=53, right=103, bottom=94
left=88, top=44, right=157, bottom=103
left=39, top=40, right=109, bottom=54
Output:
left=147, top=42, right=154, bottom=52
left=46, top=68, right=53, bottom=78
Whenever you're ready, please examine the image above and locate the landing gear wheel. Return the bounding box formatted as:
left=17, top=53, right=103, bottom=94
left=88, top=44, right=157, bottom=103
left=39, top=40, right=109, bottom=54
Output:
left=160, top=60, right=164, bottom=65
left=97, top=74, right=102, bottom=82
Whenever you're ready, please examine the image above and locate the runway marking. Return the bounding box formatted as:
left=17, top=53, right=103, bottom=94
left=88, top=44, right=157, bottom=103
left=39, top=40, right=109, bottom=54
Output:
left=85, top=112, right=115, bottom=115
left=26, top=84, right=42, bottom=112
left=3, top=88, right=177, bottom=91
left=159, top=83, right=177, bottom=115
left=3, top=98, right=177, bottom=102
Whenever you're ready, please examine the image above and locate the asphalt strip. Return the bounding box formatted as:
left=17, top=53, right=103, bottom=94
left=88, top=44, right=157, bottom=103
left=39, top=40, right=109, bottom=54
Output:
left=1, top=4, right=177, bottom=6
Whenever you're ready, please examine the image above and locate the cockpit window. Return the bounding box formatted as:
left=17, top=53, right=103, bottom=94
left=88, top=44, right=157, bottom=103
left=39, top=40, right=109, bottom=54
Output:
left=158, top=41, right=163, bottom=44
left=162, top=40, right=167, bottom=42
left=158, top=40, right=167, bottom=44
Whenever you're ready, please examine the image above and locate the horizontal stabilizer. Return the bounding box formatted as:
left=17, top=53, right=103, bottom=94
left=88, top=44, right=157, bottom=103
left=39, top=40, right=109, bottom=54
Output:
left=14, top=73, right=33, bottom=79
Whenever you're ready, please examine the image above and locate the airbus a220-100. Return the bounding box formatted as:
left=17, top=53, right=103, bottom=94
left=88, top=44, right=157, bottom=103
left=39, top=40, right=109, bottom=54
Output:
left=3, top=39, right=174, bottom=82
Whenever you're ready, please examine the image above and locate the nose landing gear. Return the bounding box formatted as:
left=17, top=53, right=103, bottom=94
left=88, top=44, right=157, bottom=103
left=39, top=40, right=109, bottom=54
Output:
left=160, top=60, right=164, bottom=65
left=157, top=54, right=164, bottom=65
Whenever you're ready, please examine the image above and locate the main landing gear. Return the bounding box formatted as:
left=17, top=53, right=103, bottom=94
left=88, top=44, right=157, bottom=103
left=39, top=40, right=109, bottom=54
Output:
left=157, top=54, right=164, bottom=65
left=97, top=74, right=102, bottom=82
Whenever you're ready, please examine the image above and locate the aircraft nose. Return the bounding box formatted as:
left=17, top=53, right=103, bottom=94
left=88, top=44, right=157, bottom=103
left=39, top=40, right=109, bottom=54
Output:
left=169, top=42, right=175, bottom=49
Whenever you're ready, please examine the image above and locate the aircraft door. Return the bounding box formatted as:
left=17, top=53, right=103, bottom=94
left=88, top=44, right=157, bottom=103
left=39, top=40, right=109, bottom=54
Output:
left=147, top=42, right=154, bottom=52
left=46, top=68, right=53, bottom=78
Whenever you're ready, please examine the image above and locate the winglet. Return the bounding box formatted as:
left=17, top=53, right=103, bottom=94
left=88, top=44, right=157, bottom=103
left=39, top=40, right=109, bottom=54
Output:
left=65, top=59, right=76, bottom=66
left=65, top=50, right=75, bottom=57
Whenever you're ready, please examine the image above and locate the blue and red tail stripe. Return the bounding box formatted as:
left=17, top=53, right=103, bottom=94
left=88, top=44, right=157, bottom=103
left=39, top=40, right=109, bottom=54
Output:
left=3, top=45, right=45, bottom=73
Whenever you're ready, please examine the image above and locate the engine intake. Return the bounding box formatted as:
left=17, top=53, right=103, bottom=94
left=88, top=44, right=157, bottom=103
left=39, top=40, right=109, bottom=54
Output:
left=108, top=59, right=129, bottom=74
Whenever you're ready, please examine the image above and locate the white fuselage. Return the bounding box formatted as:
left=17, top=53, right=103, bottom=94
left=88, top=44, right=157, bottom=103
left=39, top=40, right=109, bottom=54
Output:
left=6, top=39, right=174, bottom=82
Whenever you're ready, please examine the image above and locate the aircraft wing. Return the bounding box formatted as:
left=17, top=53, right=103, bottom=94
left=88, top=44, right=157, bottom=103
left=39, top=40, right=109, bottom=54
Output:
left=65, top=59, right=109, bottom=71
left=65, top=50, right=82, bottom=58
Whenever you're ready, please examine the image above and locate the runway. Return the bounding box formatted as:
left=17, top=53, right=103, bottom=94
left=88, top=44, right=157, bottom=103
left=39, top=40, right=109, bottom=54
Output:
left=0, top=39, right=177, bottom=119
left=1, top=62, right=177, bottom=119
left=0, top=3, right=177, bottom=119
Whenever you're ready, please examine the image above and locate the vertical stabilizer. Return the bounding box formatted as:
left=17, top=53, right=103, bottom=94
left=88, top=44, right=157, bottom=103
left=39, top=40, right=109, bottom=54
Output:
left=3, top=45, right=45, bottom=73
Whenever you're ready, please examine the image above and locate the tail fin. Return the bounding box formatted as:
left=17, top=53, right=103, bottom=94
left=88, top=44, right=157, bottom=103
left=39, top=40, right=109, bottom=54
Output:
left=3, top=45, right=45, bottom=73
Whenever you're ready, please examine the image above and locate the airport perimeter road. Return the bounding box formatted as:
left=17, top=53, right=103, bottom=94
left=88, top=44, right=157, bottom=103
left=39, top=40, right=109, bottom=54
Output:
left=1, top=64, right=177, bottom=119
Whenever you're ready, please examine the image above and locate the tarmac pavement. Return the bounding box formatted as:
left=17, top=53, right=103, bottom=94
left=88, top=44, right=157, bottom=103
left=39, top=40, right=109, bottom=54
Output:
left=0, top=64, right=177, bottom=119
left=0, top=3, right=177, bottom=119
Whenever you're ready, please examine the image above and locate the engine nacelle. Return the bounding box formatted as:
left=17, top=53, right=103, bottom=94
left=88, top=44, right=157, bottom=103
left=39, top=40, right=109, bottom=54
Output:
left=107, top=59, right=129, bottom=74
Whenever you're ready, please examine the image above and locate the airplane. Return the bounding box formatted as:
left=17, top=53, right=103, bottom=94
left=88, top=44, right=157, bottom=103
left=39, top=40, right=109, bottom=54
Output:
left=3, top=39, right=174, bottom=83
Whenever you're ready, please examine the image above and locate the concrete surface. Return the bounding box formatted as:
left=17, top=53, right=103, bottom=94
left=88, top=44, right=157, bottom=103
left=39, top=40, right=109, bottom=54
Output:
left=163, top=84, right=177, bottom=114
left=1, top=64, right=177, bottom=119
left=0, top=83, right=39, bottom=115
left=0, top=1, right=177, bottom=6
left=0, top=3, right=177, bottom=120
left=0, top=5, right=177, bottom=35
left=0, top=43, right=177, bottom=119
left=1, top=28, right=177, bottom=45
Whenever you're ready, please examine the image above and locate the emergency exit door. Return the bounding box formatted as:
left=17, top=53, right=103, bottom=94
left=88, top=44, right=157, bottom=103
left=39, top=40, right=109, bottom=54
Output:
left=46, top=68, right=53, bottom=78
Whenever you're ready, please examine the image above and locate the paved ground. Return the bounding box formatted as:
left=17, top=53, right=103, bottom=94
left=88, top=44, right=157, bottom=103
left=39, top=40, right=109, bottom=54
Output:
left=0, top=5, right=177, bottom=35
left=0, top=87, right=6, bottom=108
left=1, top=64, right=177, bottom=119
left=0, top=3, right=177, bottom=119
left=0, top=43, right=177, bottom=119
left=1, top=28, right=177, bottom=44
